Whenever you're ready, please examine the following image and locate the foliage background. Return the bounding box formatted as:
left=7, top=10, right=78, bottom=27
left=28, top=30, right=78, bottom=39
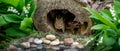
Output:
left=86, top=0, right=120, bottom=51
left=0, top=0, right=37, bottom=48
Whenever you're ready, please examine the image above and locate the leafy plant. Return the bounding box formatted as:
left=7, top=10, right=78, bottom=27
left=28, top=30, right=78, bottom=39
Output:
left=85, top=0, right=120, bottom=51
left=0, top=0, right=37, bottom=48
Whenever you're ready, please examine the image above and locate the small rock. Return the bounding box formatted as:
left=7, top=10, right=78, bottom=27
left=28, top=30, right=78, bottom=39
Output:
left=31, top=44, right=37, bottom=48
left=51, top=46, right=60, bottom=50
left=60, top=41, right=64, bottom=44
left=34, top=38, right=42, bottom=44
left=59, top=45, right=66, bottom=49
left=37, top=44, right=43, bottom=49
left=7, top=45, right=18, bottom=51
left=8, top=45, right=17, bottom=49
left=41, top=38, right=46, bottom=41
left=46, top=34, right=56, bottom=41
left=43, top=39, right=51, bottom=44
left=64, top=38, right=74, bottom=46
left=72, top=42, right=79, bottom=46
left=28, top=37, right=34, bottom=42
left=21, top=42, right=30, bottom=48
left=76, top=43, right=84, bottom=48
left=50, top=39, right=60, bottom=45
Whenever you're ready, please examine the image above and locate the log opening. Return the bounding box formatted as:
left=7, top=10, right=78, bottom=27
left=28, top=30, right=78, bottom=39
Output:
left=47, top=9, right=76, bottom=32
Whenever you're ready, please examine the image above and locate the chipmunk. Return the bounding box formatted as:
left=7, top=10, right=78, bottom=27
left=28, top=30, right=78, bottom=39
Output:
left=66, top=21, right=80, bottom=34
left=54, top=15, right=65, bottom=32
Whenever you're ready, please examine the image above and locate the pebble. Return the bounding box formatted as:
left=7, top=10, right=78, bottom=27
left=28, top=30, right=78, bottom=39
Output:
left=60, top=41, right=64, bottom=44
left=72, top=42, right=79, bottom=46
left=46, top=34, right=56, bottom=41
left=50, top=39, right=60, bottom=45
left=43, top=39, right=51, bottom=44
left=59, top=45, right=66, bottom=49
left=7, top=45, right=18, bottom=51
left=8, top=45, right=17, bottom=49
left=51, top=46, right=60, bottom=50
left=28, top=37, right=34, bottom=42
left=37, top=44, right=43, bottom=49
left=8, top=35, right=85, bottom=51
left=59, top=45, right=71, bottom=49
left=76, top=43, right=84, bottom=48
left=21, top=42, right=30, bottom=48
left=34, top=38, right=42, bottom=44
left=30, top=44, right=37, bottom=48
left=41, top=38, right=46, bottom=41
left=64, top=38, right=74, bottom=46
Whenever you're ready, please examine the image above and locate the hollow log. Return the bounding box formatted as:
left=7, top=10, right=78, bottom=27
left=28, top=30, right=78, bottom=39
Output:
left=33, top=0, right=93, bottom=35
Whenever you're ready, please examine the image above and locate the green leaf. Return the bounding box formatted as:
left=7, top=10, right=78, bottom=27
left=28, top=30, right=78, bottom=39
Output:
left=118, top=38, right=120, bottom=46
left=114, top=0, right=120, bottom=19
left=25, top=0, right=32, bottom=5
left=16, top=0, right=25, bottom=10
left=19, top=17, right=33, bottom=33
left=28, top=0, right=37, bottom=17
left=103, top=31, right=115, bottom=46
left=0, top=16, right=8, bottom=26
left=93, top=45, right=105, bottom=51
left=101, top=46, right=112, bottom=51
left=91, top=24, right=110, bottom=30
left=106, top=29, right=117, bottom=37
left=118, top=29, right=120, bottom=34
left=0, top=3, right=10, bottom=13
left=100, top=10, right=113, bottom=21
left=0, top=0, right=20, bottom=7
left=90, top=15, right=98, bottom=19
left=85, top=8, right=118, bottom=32
left=90, top=18, right=103, bottom=24
left=5, top=27, right=26, bottom=37
left=2, top=14, right=22, bottom=23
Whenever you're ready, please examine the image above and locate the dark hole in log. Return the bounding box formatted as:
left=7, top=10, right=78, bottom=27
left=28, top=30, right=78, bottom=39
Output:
left=47, top=9, right=75, bottom=32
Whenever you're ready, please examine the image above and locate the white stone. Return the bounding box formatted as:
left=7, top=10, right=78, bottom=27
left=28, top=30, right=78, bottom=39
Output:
left=46, top=34, right=56, bottom=41
left=34, top=38, right=43, bottom=44
left=72, top=42, right=79, bottom=46
left=50, top=39, right=60, bottom=45
left=9, top=45, right=17, bottom=49
left=60, top=41, right=64, bottom=44
left=76, top=44, right=84, bottom=48
left=43, top=39, right=51, bottom=44
left=21, top=42, right=30, bottom=48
